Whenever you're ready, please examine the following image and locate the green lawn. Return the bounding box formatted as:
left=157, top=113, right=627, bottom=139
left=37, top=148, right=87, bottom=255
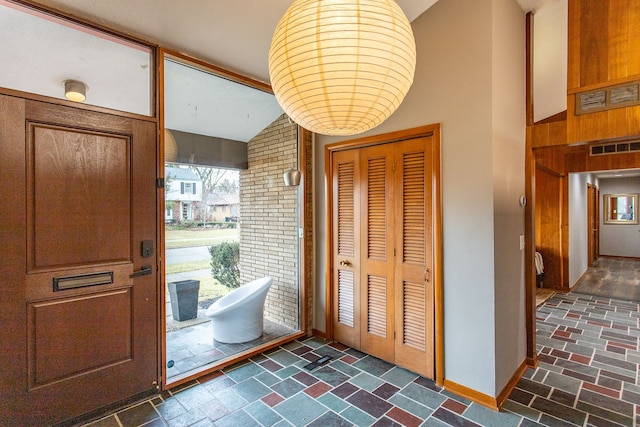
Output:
left=190, top=274, right=230, bottom=301
left=165, top=228, right=238, bottom=249
left=166, top=259, right=210, bottom=275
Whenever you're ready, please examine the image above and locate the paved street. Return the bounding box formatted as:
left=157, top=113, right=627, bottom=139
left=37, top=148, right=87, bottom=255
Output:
left=165, top=245, right=210, bottom=265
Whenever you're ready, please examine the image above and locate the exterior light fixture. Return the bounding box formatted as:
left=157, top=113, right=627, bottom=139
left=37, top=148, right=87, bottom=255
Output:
left=63, top=79, right=87, bottom=102
left=283, top=118, right=301, bottom=187
left=268, top=0, right=416, bottom=136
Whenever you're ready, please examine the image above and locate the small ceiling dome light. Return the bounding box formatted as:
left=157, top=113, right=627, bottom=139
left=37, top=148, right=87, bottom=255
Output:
left=63, top=79, right=87, bottom=102
left=269, top=0, right=416, bottom=136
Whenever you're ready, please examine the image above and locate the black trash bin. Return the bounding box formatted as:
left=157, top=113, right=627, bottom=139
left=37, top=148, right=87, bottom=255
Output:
left=168, top=280, right=200, bottom=321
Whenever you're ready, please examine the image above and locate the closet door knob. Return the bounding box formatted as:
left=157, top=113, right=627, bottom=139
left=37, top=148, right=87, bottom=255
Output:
left=340, top=260, right=350, bottom=267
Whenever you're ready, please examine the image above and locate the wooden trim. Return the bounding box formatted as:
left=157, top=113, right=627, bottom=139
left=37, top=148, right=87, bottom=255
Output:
left=325, top=125, right=436, bottom=153
left=534, top=111, right=568, bottom=125
left=312, top=329, right=327, bottom=339
left=535, top=162, right=564, bottom=178
left=496, top=359, right=529, bottom=409
left=443, top=380, right=499, bottom=411
left=12, top=0, right=156, bottom=50
left=167, top=331, right=306, bottom=389
left=324, top=123, right=443, bottom=383
left=567, top=75, right=640, bottom=95
left=0, top=87, right=157, bottom=123
left=525, top=127, right=537, bottom=365
left=298, top=126, right=311, bottom=337
left=157, top=50, right=167, bottom=391
left=162, top=50, right=272, bottom=93
left=431, top=125, right=444, bottom=387
left=324, top=146, right=334, bottom=341
left=526, top=356, right=538, bottom=368
left=526, top=12, right=533, bottom=127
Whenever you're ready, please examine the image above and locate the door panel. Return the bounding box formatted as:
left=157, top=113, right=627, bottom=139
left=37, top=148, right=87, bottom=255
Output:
left=394, top=138, right=433, bottom=379
left=360, top=144, right=394, bottom=362
left=332, top=149, right=360, bottom=348
left=29, top=124, right=131, bottom=269
left=0, top=95, right=158, bottom=426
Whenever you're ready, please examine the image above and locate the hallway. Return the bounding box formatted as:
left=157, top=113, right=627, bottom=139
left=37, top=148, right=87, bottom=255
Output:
left=78, top=292, right=640, bottom=427
left=573, top=257, right=640, bottom=302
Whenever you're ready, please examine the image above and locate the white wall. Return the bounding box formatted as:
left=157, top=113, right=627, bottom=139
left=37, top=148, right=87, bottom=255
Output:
left=599, top=177, right=640, bottom=257
left=568, top=173, right=595, bottom=287
left=313, top=0, right=526, bottom=398
left=532, top=0, right=567, bottom=122
left=492, top=0, right=526, bottom=394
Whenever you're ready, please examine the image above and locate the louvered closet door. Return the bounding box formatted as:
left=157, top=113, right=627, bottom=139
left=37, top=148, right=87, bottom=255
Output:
left=359, top=144, right=395, bottom=362
left=332, top=149, right=361, bottom=348
left=331, top=135, right=434, bottom=380
left=393, top=137, right=434, bottom=379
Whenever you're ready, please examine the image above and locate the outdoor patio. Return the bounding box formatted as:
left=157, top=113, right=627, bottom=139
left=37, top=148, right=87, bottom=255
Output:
left=166, top=292, right=297, bottom=380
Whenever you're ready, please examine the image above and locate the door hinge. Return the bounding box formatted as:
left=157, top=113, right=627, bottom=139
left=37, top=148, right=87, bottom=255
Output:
left=425, top=268, right=430, bottom=282
left=156, top=178, right=164, bottom=188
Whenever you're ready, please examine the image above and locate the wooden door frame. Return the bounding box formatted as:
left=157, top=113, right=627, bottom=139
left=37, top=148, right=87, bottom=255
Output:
left=324, top=124, right=443, bottom=385
left=587, top=183, right=598, bottom=266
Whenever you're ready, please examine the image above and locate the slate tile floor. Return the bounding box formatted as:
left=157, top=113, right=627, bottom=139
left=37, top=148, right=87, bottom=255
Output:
left=167, top=319, right=296, bottom=380
left=572, top=257, right=640, bottom=302
left=83, top=292, right=640, bottom=427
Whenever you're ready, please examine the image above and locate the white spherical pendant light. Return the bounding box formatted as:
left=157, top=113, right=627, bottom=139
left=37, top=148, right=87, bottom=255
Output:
left=269, top=0, right=416, bottom=136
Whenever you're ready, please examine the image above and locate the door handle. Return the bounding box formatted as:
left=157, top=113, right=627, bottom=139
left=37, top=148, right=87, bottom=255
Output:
left=339, top=260, right=351, bottom=267
left=130, top=265, right=152, bottom=278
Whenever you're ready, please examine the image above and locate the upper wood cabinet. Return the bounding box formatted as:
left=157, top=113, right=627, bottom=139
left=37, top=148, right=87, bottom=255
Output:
left=567, top=0, right=640, bottom=143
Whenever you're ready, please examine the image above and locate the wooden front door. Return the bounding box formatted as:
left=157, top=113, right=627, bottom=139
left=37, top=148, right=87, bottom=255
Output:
left=0, top=95, right=158, bottom=426
left=331, top=136, right=434, bottom=379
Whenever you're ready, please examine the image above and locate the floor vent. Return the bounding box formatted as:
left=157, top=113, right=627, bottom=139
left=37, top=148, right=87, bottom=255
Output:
left=303, top=355, right=332, bottom=371
left=590, top=141, right=640, bottom=156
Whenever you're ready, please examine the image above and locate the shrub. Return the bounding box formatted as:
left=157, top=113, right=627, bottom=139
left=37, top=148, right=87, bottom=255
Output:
left=209, top=241, right=240, bottom=289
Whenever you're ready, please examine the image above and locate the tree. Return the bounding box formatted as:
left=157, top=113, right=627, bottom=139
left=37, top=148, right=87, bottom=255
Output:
left=189, top=166, right=228, bottom=194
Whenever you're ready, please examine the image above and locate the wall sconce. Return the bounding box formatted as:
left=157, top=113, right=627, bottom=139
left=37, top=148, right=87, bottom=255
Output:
left=63, top=79, right=87, bottom=103
left=283, top=168, right=301, bottom=187
left=283, top=119, right=301, bottom=187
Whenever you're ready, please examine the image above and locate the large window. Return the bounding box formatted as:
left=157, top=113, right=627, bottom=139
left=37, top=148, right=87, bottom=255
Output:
left=163, top=55, right=302, bottom=384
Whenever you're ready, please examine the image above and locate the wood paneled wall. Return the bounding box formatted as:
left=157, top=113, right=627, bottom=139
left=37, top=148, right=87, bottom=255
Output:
left=567, top=0, right=640, bottom=143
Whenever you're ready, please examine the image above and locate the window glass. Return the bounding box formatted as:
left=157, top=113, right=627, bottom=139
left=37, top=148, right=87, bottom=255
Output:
left=0, top=0, right=153, bottom=116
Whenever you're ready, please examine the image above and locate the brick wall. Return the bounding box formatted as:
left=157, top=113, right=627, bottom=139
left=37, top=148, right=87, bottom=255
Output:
left=239, top=114, right=311, bottom=330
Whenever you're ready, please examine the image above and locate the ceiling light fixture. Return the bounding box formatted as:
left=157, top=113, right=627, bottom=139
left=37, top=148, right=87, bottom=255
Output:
left=269, top=0, right=416, bottom=136
left=63, top=79, right=87, bottom=103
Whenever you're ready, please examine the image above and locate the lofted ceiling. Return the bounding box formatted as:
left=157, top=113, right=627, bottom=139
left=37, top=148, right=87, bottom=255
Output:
left=6, top=0, right=549, bottom=141
left=28, top=0, right=548, bottom=84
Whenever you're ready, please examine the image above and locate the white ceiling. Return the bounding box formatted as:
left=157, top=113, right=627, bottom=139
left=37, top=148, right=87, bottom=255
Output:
left=6, top=0, right=547, bottom=141
left=29, top=0, right=441, bottom=84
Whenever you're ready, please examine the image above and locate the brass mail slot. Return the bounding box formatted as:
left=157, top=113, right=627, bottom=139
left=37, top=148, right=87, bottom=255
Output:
left=53, top=271, right=114, bottom=291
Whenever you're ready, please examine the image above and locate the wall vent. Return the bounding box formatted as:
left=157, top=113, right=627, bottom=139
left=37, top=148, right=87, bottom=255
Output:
left=590, top=141, right=640, bottom=156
